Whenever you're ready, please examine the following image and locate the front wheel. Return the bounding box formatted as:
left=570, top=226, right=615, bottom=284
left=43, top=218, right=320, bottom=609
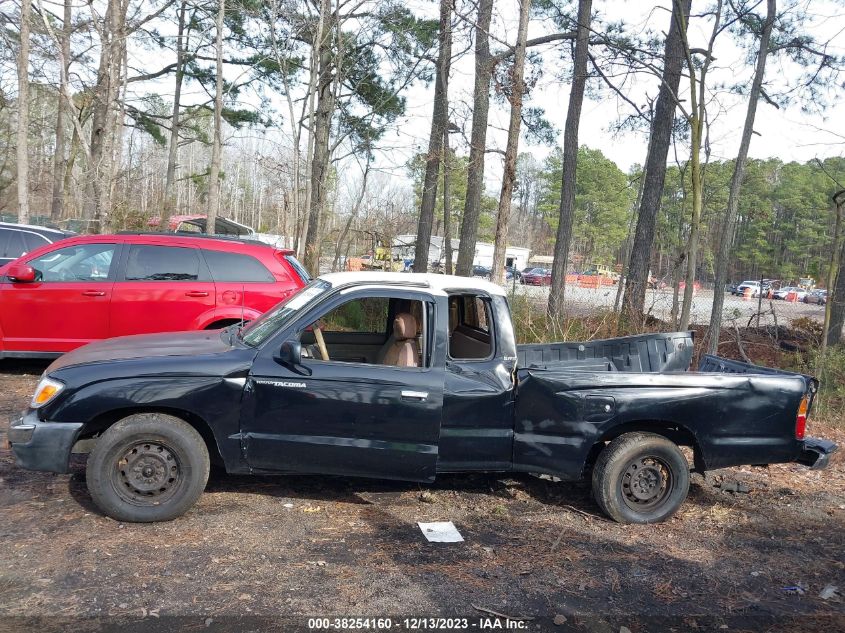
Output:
left=591, top=432, right=690, bottom=523
left=86, top=413, right=210, bottom=522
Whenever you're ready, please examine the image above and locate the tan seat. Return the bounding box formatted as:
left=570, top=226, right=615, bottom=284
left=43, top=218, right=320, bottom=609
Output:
left=379, top=313, right=419, bottom=367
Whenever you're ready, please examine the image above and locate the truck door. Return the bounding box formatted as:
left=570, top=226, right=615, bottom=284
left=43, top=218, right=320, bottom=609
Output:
left=439, top=293, right=516, bottom=471
left=242, top=288, right=446, bottom=482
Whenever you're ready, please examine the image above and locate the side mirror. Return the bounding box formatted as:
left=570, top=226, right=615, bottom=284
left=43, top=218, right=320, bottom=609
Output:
left=7, top=264, right=36, bottom=283
left=278, top=340, right=302, bottom=367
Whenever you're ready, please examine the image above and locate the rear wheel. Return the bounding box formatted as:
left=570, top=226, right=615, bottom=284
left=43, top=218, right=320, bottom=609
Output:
left=86, top=413, right=210, bottom=522
left=592, top=432, right=690, bottom=524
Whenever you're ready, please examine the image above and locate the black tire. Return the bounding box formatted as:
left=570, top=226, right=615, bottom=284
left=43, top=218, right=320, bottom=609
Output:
left=591, top=432, right=690, bottom=524
left=86, top=413, right=210, bottom=522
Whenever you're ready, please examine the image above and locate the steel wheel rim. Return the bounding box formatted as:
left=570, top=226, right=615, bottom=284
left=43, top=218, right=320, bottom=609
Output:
left=112, top=441, right=182, bottom=506
left=620, top=455, right=673, bottom=512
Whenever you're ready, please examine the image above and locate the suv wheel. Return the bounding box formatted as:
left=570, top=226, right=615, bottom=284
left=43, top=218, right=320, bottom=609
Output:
left=86, top=413, right=210, bottom=522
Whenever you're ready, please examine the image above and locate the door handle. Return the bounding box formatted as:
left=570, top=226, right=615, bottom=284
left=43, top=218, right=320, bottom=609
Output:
left=81, top=290, right=106, bottom=297
left=401, top=390, right=428, bottom=401
left=184, top=291, right=209, bottom=297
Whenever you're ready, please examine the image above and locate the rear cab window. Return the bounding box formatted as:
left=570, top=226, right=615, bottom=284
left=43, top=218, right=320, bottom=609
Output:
left=448, top=293, right=494, bottom=360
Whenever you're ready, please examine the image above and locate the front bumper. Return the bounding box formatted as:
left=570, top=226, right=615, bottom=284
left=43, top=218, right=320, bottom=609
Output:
left=796, top=437, right=838, bottom=470
left=7, top=410, right=84, bottom=474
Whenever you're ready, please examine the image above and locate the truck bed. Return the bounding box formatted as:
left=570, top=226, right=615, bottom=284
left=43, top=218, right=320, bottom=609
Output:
left=517, top=331, right=694, bottom=373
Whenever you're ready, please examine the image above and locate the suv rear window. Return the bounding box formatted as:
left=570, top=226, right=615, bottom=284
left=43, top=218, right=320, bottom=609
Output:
left=202, top=249, right=274, bottom=282
left=125, top=245, right=201, bottom=281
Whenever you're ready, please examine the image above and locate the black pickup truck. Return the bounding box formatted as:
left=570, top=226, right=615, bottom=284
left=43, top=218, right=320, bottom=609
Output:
left=8, top=272, right=836, bottom=524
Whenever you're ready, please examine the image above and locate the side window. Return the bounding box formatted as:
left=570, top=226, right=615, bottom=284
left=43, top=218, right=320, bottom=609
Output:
left=0, top=229, right=11, bottom=258
left=23, top=232, right=49, bottom=252
left=321, top=297, right=389, bottom=334
left=449, top=294, right=493, bottom=360
left=202, top=249, right=274, bottom=282
left=6, top=231, right=27, bottom=260
left=125, top=245, right=201, bottom=281
left=27, top=243, right=116, bottom=282
left=301, top=296, right=427, bottom=368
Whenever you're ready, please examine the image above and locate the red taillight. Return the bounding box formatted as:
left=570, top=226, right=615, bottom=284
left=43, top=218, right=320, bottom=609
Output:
left=795, top=395, right=809, bottom=440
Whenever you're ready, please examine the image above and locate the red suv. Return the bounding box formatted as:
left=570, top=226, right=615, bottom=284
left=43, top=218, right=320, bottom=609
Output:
left=0, top=233, right=308, bottom=357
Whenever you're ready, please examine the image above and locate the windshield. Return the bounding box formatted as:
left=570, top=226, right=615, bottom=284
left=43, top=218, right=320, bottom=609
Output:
left=241, top=279, right=331, bottom=347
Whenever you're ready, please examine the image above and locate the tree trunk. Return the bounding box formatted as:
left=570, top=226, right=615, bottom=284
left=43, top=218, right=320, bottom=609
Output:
left=455, top=0, right=493, bottom=276
left=707, top=0, right=776, bottom=352
left=414, top=0, right=453, bottom=273
left=16, top=0, right=32, bottom=224
left=162, top=0, right=188, bottom=232
left=828, top=220, right=845, bottom=347
left=50, top=0, right=72, bottom=221
left=678, top=110, right=702, bottom=330
left=491, top=0, right=532, bottom=285
left=206, top=0, right=226, bottom=234
left=821, top=194, right=845, bottom=356
left=88, top=0, right=128, bottom=233
left=443, top=128, right=453, bottom=275
left=621, top=0, right=691, bottom=323
left=547, top=0, right=592, bottom=315
left=303, top=0, right=336, bottom=275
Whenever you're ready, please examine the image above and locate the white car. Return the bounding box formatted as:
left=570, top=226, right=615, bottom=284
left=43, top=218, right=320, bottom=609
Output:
left=773, top=286, right=808, bottom=301
left=734, top=280, right=761, bottom=297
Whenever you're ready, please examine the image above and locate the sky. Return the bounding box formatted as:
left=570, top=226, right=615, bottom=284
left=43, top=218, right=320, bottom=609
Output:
left=367, top=0, right=845, bottom=189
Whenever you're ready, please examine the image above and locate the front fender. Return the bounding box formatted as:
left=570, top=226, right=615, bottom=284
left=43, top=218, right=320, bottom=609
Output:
left=46, top=375, right=247, bottom=472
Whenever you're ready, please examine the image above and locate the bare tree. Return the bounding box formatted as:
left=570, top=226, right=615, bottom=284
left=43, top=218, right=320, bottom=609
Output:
left=413, top=0, right=453, bottom=272
left=621, top=0, right=691, bottom=323
left=548, top=0, right=591, bottom=315
left=455, top=0, right=493, bottom=276
left=677, top=1, right=723, bottom=330
left=706, top=0, right=776, bottom=351
left=16, top=0, right=32, bottom=224
left=303, top=0, right=335, bottom=273
left=49, top=0, right=73, bottom=220
left=206, top=0, right=226, bottom=234
left=162, top=0, right=189, bottom=231
left=490, top=0, right=532, bottom=285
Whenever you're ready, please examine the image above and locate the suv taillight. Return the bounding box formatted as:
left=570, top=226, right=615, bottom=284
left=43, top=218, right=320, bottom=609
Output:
left=795, top=395, right=809, bottom=440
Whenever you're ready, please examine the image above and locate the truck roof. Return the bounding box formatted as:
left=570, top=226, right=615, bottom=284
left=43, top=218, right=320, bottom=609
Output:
left=318, top=271, right=507, bottom=296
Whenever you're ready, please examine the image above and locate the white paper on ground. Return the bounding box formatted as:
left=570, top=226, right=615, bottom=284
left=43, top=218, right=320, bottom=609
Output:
left=418, top=521, right=464, bottom=543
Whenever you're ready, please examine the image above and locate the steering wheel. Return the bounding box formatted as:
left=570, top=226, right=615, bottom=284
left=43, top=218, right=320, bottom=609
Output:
left=58, top=268, right=77, bottom=281
left=313, top=324, right=330, bottom=361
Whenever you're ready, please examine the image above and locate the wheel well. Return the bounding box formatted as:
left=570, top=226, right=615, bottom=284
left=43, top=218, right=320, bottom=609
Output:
left=204, top=318, right=243, bottom=330
left=584, top=420, right=705, bottom=475
left=84, top=407, right=225, bottom=467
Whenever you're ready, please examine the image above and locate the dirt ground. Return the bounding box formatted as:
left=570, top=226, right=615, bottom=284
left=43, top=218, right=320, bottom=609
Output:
left=1, top=360, right=843, bottom=633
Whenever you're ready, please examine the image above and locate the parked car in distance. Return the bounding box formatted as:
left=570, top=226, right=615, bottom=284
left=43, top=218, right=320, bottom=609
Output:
left=471, top=265, right=492, bottom=279
left=734, top=280, right=762, bottom=296
left=0, top=222, right=74, bottom=266
left=9, top=272, right=835, bottom=525
left=0, top=233, right=309, bottom=358
left=804, top=289, right=828, bottom=305
left=521, top=267, right=552, bottom=285
left=773, top=286, right=808, bottom=301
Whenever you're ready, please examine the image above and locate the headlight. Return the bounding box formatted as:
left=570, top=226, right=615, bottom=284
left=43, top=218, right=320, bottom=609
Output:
left=31, top=377, right=65, bottom=409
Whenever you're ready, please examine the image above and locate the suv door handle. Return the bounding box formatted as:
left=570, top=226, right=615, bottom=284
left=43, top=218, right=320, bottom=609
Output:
left=81, top=290, right=106, bottom=297
left=401, top=390, right=428, bottom=401
left=184, top=291, right=209, bottom=297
